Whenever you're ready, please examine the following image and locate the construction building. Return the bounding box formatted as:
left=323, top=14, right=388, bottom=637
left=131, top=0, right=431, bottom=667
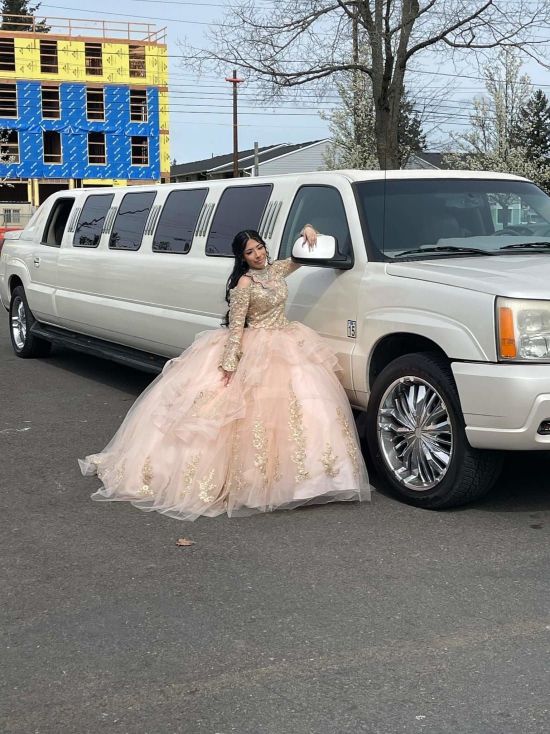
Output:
left=0, top=12, right=169, bottom=225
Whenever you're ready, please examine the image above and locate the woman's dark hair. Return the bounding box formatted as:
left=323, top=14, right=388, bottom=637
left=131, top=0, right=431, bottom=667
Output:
left=221, top=230, right=267, bottom=327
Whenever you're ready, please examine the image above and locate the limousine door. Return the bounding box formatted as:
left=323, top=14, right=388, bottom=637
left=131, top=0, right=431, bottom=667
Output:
left=29, top=197, right=75, bottom=324
left=275, top=184, right=364, bottom=400
left=57, top=190, right=160, bottom=349
left=138, top=183, right=276, bottom=353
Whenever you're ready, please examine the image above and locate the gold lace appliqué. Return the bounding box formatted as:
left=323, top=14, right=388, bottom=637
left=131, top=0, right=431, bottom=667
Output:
left=220, top=286, right=251, bottom=372
left=252, top=418, right=268, bottom=482
left=198, top=468, right=217, bottom=503
left=190, top=390, right=222, bottom=420
left=337, top=407, right=360, bottom=478
left=288, top=385, right=310, bottom=483
left=139, top=456, right=154, bottom=497
left=181, top=454, right=201, bottom=496
left=321, top=443, right=340, bottom=478
left=226, top=425, right=245, bottom=495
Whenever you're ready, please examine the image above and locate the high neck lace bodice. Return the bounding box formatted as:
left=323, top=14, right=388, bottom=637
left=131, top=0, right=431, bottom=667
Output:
left=220, top=258, right=295, bottom=371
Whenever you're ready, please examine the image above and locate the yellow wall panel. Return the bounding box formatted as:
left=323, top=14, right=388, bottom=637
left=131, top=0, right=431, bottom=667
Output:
left=103, top=43, right=129, bottom=85
left=59, top=41, right=85, bottom=81
left=145, top=45, right=168, bottom=87
left=160, top=133, right=171, bottom=176
left=15, top=37, right=39, bottom=78
left=159, top=89, right=169, bottom=131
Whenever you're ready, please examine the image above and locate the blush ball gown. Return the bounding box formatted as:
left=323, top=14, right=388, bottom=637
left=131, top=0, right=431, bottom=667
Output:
left=79, top=259, right=370, bottom=520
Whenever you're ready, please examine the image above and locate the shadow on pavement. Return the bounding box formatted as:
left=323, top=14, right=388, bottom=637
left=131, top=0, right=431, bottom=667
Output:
left=43, top=344, right=158, bottom=396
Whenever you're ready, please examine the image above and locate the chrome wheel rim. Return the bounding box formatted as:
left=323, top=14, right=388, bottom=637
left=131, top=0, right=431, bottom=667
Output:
left=377, top=376, right=453, bottom=491
left=11, top=297, right=27, bottom=350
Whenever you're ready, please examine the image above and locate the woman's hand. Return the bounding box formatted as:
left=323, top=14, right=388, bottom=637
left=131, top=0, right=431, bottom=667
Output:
left=221, top=369, right=233, bottom=387
left=301, top=224, right=318, bottom=252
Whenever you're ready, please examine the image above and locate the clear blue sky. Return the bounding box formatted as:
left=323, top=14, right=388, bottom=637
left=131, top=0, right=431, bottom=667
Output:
left=38, top=0, right=550, bottom=164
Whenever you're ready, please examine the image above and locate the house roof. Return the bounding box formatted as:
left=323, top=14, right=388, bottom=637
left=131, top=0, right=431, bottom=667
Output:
left=170, top=140, right=326, bottom=177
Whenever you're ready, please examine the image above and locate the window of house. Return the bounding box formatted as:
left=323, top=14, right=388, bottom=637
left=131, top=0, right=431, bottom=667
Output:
left=152, top=189, right=208, bottom=254
left=87, top=132, right=106, bottom=164
left=41, top=198, right=75, bottom=247
left=86, top=87, right=104, bottom=121
left=85, top=43, right=103, bottom=76
left=109, top=191, right=156, bottom=250
left=73, top=193, right=114, bottom=247
left=280, top=185, right=352, bottom=263
left=43, top=130, right=62, bottom=164
left=41, top=85, right=60, bottom=119
left=3, top=208, right=20, bottom=224
left=129, top=45, right=146, bottom=78
left=129, top=89, right=148, bottom=122
left=0, top=83, right=17, bottom=117
left=0, top=130, right=20, bottom=162
left=206, top=185, right=273, bottom=256
left=131, top=135, right=148, bottom=165
left=40, top=40, right=58, bottom=74
left=0, top=39, right=15, bottom=72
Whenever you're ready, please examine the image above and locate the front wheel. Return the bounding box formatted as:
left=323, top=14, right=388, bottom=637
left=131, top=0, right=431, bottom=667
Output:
left=366, top=352, right=502, bottom=509
left=9, top=286, right=52, bottom=358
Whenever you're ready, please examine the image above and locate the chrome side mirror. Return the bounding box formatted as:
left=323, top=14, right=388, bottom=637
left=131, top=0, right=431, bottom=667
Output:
left=291, top=234, right=337, bottom=260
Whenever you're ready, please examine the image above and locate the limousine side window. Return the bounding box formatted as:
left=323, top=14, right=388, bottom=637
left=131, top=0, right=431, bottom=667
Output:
left=41, top=197, right=75, bottom=247
left=205, top=184, right=273, bottom=256
left=73, top=193, right=115, bottom=248
left=153, top=188, right=208, bottom=254
left=109, top=191, right=156, bottom=250
left=279, top=185, right=352, bottom=263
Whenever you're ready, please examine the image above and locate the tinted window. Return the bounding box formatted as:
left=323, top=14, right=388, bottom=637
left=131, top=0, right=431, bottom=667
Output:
left=280, top=186, right=352, bottom=261
left=354, top=179, right=550, bottom=261
left=153, top=189, right=208, bottom=254
left=73, top=194, right=114, bottom=248
left=109, top=191, right=156, bottom=250
left=42, top=198, right=75, bottom=247
left=206, top=185, right=272, bottom=256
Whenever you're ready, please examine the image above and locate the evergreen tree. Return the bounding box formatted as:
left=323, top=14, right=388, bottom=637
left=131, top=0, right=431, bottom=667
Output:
left=1, top=0, right=48, bottom=32
left=323, top=76, right=426, bottom=170
left=512, top=89, right=550, bottom=163
left=398, top=97, right=427, bottom=167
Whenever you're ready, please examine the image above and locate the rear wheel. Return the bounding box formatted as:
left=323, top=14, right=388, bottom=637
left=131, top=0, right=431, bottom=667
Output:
left=366, top=352, right=502, bottom=509
left=9, top=286, right=52, bottom=358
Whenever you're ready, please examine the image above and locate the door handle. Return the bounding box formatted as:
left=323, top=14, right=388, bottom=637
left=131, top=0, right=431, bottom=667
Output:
left=33, top=257, right=40, bottom=267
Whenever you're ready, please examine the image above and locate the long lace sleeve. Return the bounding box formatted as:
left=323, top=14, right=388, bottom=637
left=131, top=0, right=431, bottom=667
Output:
left=220, top=286, right=251, bottom=372
left=270, top=258, right=296, bottom=278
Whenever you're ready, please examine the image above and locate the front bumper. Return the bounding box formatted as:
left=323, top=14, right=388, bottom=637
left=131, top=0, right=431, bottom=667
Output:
left=452, top=361, right=550, bottom=450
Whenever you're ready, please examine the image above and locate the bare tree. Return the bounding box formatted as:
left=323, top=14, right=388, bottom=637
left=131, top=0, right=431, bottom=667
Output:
left=446, top=50, right=550, bottom=191
left=187, top=0, right=550, bottom=169
left=0, top=128, right=16, bottom=185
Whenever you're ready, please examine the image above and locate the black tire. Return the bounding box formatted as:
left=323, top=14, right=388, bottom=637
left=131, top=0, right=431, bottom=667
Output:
left=366, top=352, right=502, bottom=509
left=9, top=286, right=52, bottom=358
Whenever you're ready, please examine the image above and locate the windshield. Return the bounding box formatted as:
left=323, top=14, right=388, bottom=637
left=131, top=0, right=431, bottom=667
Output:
left=354, top=179, right=550, bottom=260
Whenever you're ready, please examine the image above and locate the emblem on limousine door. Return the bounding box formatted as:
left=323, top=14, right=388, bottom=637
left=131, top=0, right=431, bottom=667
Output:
left=347, top=320, right=357, bottom=338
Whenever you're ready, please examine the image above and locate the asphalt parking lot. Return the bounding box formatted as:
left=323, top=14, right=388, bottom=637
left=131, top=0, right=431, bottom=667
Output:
left=1, top=319, right=549, bottom=734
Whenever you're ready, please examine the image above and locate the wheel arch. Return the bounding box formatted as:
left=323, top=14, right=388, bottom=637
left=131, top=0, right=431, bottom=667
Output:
left=368, top=332, right=451, bottom=389
left=8, top=274, right=24, bottom=298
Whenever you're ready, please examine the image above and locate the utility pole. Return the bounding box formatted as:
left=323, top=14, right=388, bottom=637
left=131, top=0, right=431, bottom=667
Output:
left=225, top=69, right=244, bottom=178
left=253, top=141, right=259, bottom=176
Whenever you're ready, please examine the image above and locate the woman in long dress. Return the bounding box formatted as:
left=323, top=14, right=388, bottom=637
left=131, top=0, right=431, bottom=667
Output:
left=79, top=228, right=370, bottom=520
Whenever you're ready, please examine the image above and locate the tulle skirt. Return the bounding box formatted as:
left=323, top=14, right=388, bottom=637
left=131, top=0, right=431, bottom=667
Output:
left=79, top=322, right=370, bottom=521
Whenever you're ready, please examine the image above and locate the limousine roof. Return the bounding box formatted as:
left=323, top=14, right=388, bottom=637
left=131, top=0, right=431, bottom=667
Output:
left=59, top=168, right=530, bottom=198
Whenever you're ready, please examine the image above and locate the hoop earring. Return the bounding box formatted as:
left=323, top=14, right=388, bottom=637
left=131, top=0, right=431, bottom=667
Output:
left=266, top=248, right=272, bottom=264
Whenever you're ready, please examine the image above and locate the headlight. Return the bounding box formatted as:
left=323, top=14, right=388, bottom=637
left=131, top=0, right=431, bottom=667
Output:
left=497, top=297, right=550, bottom=361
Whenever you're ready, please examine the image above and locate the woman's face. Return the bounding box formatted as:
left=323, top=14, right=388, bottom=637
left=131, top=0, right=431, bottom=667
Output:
left=243, top=238, right=267, bottom=269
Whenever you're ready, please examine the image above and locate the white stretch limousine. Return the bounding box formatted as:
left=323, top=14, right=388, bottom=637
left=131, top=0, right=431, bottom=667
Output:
left=3, top=169, right=550, bottom=509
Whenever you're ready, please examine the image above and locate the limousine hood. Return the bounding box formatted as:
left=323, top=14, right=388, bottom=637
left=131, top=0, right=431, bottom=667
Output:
left=386, top=254, right=550, bottom=300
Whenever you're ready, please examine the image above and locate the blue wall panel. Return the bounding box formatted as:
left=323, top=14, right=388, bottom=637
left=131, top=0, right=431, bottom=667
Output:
left=0, top=81, right=161, bottom=180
